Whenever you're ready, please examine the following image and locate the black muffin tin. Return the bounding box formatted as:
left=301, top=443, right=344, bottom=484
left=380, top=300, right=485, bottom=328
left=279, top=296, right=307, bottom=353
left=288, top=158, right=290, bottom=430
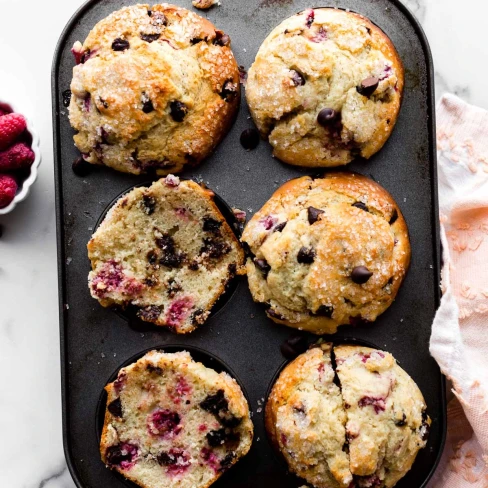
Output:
left=52, top=1, right=446, bottom=487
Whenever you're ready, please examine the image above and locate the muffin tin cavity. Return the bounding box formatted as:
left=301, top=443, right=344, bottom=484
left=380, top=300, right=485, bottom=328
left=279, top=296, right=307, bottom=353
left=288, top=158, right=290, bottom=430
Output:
left=92, top=180, right=244, bottom=329
left=96, top=345, right=252, bottom=488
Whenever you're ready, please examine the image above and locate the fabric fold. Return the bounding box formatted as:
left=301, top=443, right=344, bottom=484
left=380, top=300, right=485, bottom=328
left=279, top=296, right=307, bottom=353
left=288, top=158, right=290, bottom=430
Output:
left=428, top=93, right=488, bottom=487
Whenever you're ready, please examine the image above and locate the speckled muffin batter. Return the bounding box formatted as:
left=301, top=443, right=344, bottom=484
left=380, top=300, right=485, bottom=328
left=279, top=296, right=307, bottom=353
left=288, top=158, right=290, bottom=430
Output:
left=266, top=343, right=430, bottom=488
left=246, top=8, right=403, bottom=167
left=69, top=3, right=240, bottom=175
left=88, top=176, right=244, bottom=334
left=241, top=173, right=410, bottom=334
left=101, top=350, right=253, bottom=488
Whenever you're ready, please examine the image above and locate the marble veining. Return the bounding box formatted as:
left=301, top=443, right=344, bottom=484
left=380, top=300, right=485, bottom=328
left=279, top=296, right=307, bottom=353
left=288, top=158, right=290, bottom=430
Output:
left=0, top=0, right=487, bottom=487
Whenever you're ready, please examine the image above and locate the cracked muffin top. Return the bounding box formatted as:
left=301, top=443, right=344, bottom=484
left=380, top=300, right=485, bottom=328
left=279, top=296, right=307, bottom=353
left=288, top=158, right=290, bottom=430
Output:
left=241, top=172, right=410, bottom=335
left=266, top=343, right=430, bottom=488
left=246, top=8, right=403, bottom=168
left=101, top=350, right=253, bottom=488
left=87, top=176, right=244, bottom=334
left=69, top=3, right=240, bottom=175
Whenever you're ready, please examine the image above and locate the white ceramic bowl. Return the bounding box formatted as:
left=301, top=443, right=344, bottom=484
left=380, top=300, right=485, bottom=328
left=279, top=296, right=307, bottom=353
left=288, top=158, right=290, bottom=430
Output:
left=0, top=100, right=42, bottom=215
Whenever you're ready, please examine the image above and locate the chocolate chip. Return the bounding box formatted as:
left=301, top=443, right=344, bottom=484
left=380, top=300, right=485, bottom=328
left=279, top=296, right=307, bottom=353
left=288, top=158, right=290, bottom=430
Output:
left=108, top=398, right=123, bottom=417
left=167, top=278, right=182, bottom=297
left=420, top=421, right=430, bottom=441
left=156, top=234, right=175, bottom=251
left=72, top=157, right=91, bottom=176
left=314, top=305, right=333, bottom=318
left=147, top=250, right=158, bottom=265
left=307, top=206, right=324, bottom=225
left=142, top=195, right=156, bottom=215
left=106, top=444, right=137, bottom=467
left=191, top=309, right=206, bottom=325
left=169, top=101, right=188, bottom=122
left=395, top=413, right=407, bottom=427
left=206, top=429, right=226, bottom=447
left=203, top=217, right=222, bottom=232
left=254, top=258, right=271, bottom=276
left=157, top=449, right=188, bottom=467
left=240, top=128, right=260, bottom=150
left=62, top=89, right=72, bottom=107
left=389, top=208, right=398, bottom=225
left=281, top=335, right=308, bottom=360
left=206, top=428, right=240, bottom=447
left=160, top=252, right=184, bottom=269
left=148, top=9, right=152, bottom=16
left=274, top=222, right=287, bottom=232
left=214, top=32, right=230, bottom=46
left=112, top=38, right=130, bottom=51
left=267, top=308, right=285, bottom=321
left=142, top=98, right=154, bottom=114
left=290, top=70, right=305, bottom=86
left=351, top=266, right=373, bottom=284
left=188, top=260, right=199, bottom=271
left=140, top=33, right=161, bottom=43
left=352, top=202, right=369, bottom=212
left=191, top=37, right=204, bottom=44
left=219, top=452, right=236, bottom=472
left=137, top=305, right=161, bottom=322
left=220, top=80, right=238, bottom=101
left=157, top=452, right=176, bottom=466
left=220, top=414, right=242, bottom=428
left=157, top=234, right=185, bottom=268
left=200, top=237, right=231, bottom=260
left=297, top=247, right=316, bottom=264
left=144, top=277, right=157, bottom=287
left=317, top=108, right=338, bottom=126
left=200, top=390, right=228, bottom=415
left=357, top=76, right=379, bottom=97
left=147, top=364, right=163, bottom=374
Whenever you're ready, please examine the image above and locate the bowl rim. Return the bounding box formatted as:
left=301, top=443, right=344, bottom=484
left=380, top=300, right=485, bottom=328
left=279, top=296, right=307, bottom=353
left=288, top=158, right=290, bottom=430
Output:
left=0, top=98, right=42, bottom=215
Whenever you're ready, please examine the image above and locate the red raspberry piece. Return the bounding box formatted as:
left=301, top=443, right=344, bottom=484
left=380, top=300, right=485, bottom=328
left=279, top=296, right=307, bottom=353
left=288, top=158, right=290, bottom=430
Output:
left=0, top=143, right=35, bottom=171
left=0, top=114, right=27, bottom=151
left=0, top=174, right=18, bottom=208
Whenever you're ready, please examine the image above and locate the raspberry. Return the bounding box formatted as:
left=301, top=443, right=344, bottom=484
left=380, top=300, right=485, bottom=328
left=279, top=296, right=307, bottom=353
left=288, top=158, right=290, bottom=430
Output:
left=0, top=103, right=12, bottom=117
left=0, top=113, right=27, bottom=151
left=0, top=174, right=18, bottom=208
left=0, top=143, right=35, bottom=171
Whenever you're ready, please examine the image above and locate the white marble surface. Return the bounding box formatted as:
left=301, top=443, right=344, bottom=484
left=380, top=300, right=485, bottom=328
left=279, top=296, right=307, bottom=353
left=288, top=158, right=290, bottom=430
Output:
left=0, top=0, right=487, bottom=486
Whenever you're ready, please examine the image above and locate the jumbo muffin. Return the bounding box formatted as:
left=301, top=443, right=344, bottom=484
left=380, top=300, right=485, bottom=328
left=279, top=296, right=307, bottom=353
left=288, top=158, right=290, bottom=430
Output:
left=241, top=173, right=410, bottom=334
left=101, top=350, right=253, bottom=488
left=246, top=8, right=403, bottom=167
left=88, top=176, right=244, bottom=334
left=266, top=343, right=431, bottom=488
left=69, top=3, right=240, bottom=175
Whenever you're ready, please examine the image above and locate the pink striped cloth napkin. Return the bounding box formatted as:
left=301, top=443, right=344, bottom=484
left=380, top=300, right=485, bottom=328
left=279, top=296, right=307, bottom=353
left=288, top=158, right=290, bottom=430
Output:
left=427, top=94, right=488, bottom=486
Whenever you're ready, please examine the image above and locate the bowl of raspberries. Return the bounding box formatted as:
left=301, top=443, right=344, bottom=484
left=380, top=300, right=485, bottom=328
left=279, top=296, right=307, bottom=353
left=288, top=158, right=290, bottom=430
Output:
left=0, top=100, right=41, bottom=214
